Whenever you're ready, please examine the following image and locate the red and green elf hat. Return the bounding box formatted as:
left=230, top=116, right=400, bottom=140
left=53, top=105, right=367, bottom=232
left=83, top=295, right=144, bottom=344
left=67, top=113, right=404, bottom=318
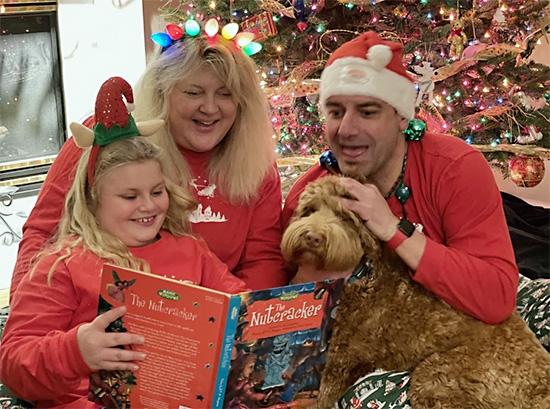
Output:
left=69, top=77, right=164, bottom=187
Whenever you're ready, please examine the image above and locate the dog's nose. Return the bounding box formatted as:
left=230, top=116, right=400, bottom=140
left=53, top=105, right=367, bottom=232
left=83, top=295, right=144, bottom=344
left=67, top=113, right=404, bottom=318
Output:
left=305, top=231, right=324, bottom=248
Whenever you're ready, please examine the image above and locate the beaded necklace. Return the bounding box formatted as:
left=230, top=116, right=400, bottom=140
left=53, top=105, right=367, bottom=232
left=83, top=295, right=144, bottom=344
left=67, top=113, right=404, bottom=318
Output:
left=384, top=142, right=408, bottom=200
left=383, top=142, right=412, bottom=222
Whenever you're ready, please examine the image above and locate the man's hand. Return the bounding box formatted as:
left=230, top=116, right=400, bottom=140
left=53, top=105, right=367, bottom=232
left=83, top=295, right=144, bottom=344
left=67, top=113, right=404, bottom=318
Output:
left=337, top=177, right=400, bottom=242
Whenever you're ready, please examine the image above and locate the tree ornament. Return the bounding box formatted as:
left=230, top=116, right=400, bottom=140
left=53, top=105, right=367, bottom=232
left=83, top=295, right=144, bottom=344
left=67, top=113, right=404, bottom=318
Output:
left=448, top=18, right=468, bottom=59
left=490, top=8, right=510, bottom=44
left=271, top=111, right=283, bottom=131
left=508, top=155, right=545, bottom=188
left=413, top=62, right=435, bottom=106
left=293, top=0, right=324, bottom=30
left=403, top=119, right=426, bottom=141
left=509, top=87, right=532, bottom=110
left=241, top=11, right=278, bottom=42
left=517, top=125, right=543, bottom=144
left=393, top=4, right=407, bottom=18
left=306, top=93, right=319, bottom=106
left=297, top=22, right=308, bottom=32
left=462, top=41, right=487, bottom=59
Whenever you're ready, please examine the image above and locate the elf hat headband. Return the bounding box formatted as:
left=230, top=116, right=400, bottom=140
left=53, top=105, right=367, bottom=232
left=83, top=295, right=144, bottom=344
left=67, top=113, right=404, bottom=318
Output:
left=320, top=31, right=416, bottom=120
left=69, top=76, right=164, bottom=188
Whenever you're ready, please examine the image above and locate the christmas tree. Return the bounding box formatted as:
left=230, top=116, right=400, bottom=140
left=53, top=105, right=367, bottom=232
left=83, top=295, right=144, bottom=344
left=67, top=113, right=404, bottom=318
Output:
left=159, top=0, right=550, bottom=187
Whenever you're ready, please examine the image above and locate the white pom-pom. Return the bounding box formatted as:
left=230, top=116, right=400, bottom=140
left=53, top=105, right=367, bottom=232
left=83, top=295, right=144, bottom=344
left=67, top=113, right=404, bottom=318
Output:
left=366, top=45, right=393, bottom=70
left=125, top=102, right=136, bottom=113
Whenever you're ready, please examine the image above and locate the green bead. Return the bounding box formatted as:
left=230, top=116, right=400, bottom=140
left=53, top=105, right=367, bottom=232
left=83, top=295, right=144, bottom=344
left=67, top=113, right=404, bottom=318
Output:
left=545, top=92, right=550, bottom=102
left=404, top=119, right=426, bottom=141
left=395, top=182, right=411, bottom=204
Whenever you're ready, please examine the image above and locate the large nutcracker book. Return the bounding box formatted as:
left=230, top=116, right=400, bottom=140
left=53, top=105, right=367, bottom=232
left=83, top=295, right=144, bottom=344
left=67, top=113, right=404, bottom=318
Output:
left=88, top=263, right=345, bottom=409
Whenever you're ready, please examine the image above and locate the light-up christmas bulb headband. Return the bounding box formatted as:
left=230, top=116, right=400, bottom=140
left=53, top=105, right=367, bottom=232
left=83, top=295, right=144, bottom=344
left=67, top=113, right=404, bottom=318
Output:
left=151, top=20, right=262, bottom=56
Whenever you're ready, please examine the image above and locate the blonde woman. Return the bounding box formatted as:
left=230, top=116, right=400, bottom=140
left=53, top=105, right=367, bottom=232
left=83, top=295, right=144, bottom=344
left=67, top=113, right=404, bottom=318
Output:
left=11, top=35, right=288, bottom=301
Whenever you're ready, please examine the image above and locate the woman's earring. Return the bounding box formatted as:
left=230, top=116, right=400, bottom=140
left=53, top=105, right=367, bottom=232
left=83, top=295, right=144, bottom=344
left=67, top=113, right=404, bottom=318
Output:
left=404, top=119, right=426, bottom=141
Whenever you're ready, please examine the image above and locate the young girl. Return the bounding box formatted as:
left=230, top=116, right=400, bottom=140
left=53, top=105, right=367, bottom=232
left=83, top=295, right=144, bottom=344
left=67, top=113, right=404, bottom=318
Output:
left=0, top=78, right=247, bottom=409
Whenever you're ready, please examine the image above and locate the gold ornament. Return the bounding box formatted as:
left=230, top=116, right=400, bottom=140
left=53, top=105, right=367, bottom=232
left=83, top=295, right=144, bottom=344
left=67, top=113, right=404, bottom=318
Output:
left=393, top=5, right=407, bottom=18
left=448, top=19, right=468, bottom=59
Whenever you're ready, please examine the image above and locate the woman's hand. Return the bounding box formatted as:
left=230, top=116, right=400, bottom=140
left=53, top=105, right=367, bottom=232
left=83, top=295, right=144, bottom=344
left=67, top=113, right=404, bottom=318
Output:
left=337, top=177, right=400, bottom=242
left=77, top=306, right=146, bottom=371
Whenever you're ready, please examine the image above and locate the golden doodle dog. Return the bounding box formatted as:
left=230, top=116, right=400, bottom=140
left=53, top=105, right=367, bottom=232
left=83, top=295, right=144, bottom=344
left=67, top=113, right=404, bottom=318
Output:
left=281, top=175, right=550, bottom=409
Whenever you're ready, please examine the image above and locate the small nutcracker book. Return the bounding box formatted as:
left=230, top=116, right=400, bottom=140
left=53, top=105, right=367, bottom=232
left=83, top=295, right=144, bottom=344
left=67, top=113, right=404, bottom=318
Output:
left=89, top=263, right=345, bottom=409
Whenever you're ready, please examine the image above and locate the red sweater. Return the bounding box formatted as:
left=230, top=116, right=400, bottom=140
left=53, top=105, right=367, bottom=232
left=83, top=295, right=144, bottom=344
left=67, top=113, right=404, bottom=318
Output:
left=0, top=231, right=247, bottom=408
left=282, top=132, right=518, bottom=325
left=10, top=117, right=288, bottom=300
left=180, top=147, right=288, bottom=289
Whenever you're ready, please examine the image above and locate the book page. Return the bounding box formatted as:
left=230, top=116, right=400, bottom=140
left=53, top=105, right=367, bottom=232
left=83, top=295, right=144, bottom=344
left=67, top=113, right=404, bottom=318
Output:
left=89, top=264, right=233, bottom=409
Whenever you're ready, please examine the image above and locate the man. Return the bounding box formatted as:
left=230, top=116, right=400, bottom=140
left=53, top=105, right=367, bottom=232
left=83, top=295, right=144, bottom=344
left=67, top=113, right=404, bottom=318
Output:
left=282, top=31, right=518, bottom=326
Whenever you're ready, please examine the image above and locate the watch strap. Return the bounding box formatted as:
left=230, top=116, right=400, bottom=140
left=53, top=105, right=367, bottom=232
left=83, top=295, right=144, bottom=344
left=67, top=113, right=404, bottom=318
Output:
left=385, top=228, right=408, bottom=250
left=385, top=218, right=415, bottom=250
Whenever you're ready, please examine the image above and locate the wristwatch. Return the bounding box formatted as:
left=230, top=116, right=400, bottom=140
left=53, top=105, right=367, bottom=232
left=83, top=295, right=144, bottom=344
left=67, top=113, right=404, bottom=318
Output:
left=385, top=218, right=415, bottom=250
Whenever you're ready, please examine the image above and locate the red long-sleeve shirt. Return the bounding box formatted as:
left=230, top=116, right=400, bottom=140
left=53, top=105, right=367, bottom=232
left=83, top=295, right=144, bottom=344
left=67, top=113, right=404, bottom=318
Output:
left=282, top=132, right=518, bottom=325
left=1, top=231, right=247, bottom=408
left=11, top=117, right=288, bottom=301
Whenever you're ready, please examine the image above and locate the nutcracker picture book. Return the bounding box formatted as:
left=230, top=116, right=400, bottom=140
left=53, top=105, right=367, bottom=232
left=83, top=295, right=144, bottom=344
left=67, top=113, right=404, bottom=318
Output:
left=89, top=263, right=345, bottom=409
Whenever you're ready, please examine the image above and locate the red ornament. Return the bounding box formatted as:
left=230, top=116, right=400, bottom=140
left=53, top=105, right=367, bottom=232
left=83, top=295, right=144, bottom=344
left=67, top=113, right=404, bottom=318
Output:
left=297, top=22, right=308, bottom=32
left=508, top=155, right=546, bottom=188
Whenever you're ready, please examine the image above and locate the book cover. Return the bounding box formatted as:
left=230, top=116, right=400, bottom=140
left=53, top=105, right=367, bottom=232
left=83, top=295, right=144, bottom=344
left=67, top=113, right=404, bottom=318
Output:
left=223, top=279, right=345, bottom=409
left=89, top=263, right=344, bottom=409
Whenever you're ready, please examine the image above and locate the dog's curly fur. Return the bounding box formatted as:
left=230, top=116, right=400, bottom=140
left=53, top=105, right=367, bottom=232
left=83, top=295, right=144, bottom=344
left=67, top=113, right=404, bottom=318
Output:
left=281, top=175, right=550, bottom=409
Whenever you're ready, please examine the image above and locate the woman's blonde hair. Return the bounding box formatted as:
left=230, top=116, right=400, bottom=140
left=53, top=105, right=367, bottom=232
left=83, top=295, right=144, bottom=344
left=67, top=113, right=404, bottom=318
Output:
left=34, top=137, right=197, bottom=281
left=133, top=36, right=277, bottom=204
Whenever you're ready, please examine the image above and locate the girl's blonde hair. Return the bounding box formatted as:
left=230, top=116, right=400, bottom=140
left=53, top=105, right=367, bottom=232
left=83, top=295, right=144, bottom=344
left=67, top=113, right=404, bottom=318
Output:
left=34, top=137, right=197, bottom=281
left=133, top=36, right=277, bottom=204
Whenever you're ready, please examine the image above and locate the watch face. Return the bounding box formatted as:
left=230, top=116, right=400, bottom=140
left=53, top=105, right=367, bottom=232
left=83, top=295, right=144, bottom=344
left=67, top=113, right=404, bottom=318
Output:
left=398, top=218, right=415, bottom=237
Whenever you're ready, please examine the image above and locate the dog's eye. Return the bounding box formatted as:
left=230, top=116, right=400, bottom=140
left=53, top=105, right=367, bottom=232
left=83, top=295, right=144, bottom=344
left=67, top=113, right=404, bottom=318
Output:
left=298, top=205, right=316, bottom=216
left=338, top=210, right=359, bottom=223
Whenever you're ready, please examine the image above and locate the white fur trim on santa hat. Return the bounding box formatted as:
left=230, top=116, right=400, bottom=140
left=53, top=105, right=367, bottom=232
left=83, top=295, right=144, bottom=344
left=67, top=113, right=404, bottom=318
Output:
left=320, top=51, right=416, bottom=120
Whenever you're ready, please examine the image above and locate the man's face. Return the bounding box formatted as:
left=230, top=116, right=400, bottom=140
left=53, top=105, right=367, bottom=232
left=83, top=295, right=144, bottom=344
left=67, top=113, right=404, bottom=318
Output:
left=323, top=95, right=409, bottom=182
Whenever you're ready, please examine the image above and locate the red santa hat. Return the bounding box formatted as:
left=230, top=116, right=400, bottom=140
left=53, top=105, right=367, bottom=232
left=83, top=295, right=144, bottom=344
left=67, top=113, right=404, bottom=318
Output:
left=320, top=31, right=416, bottom=120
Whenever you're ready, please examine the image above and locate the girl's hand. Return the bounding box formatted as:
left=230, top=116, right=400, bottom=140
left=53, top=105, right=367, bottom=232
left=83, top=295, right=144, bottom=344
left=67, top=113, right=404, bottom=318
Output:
left=77, top=306, right=146, bottom=371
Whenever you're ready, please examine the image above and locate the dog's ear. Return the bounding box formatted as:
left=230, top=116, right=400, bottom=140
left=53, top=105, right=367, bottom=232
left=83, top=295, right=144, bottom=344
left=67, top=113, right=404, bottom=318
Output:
left=357, top=221, right=382, bottom=256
